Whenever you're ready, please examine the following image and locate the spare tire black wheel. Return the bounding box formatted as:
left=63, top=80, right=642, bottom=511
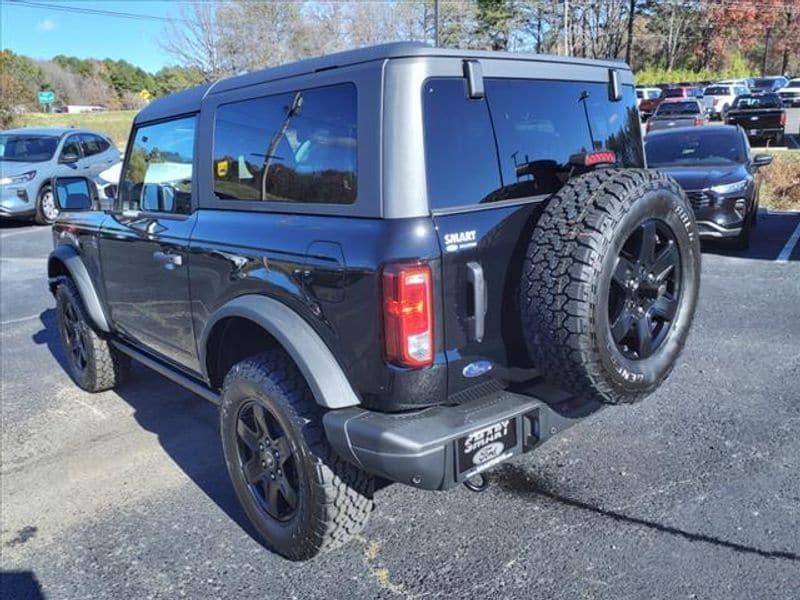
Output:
left=520, top=169, right=701, bottom=404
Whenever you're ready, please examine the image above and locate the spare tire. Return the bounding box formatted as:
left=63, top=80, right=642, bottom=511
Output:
left=520, top=169, right=700, bottom=404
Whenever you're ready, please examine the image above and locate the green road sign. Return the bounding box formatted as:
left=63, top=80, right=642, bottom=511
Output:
left=38, top=91, right=55, bottom=104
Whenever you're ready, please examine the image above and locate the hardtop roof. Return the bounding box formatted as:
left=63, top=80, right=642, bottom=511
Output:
left=135, top=42, right=630, bottom=123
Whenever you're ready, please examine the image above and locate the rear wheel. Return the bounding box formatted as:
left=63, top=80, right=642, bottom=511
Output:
left=520, top=169, right=701, bottom=404
left=220, top=350, right=374, bottom=560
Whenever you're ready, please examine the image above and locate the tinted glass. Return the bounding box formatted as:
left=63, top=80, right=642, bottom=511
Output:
left=656, top=101, right=700, bottom=115
left=688, top=88, right=702, bottom=97
left=119, top=115, right=196, bottom=214
left=704, top=86, right=730, bottom=96
left=422, top=79, right=502, bottom=209
left=61, top=135, right=82, bottom=159
left=662, top=89, right=684, bottom=98
left=81, top=134, right=110, bottom=156
left=732, top=94, right=782, bottom=109
left=485, top=79, right=643, bottom=199
left=645, top=130, right=746, bottom=167
left=0, top=135, right=59, bottom=162
left=214, top=83, right=357, bottom=205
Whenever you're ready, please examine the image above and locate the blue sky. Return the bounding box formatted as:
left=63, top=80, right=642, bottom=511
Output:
left=1, top=1, right=184, bottom=72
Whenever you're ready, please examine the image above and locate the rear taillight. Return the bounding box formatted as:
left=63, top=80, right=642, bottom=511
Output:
left=779, top=111, right=786, bottom=127
left=694, top=117, right=703, bottom=126
left=382, top=263, right=434, bottom=368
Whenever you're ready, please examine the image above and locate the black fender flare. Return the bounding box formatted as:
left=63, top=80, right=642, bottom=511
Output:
left=200, top=295, right=361, bottom=409
left=48, top=245, right=110, bottom=333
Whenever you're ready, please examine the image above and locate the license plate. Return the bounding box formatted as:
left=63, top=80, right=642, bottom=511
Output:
left=456, top=417, right=518, bottom=478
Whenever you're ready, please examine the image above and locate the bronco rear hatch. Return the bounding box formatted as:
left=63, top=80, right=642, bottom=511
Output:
left=421, top=72, right=644, bottom=400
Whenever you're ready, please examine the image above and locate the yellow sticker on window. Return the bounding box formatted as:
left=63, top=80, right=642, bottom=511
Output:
left=216, top=160, right=229, bottom=178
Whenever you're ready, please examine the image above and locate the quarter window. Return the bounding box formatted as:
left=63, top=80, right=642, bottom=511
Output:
left=119, top=115, right=196, bottom=214
left=213, top=83, right=357, bottom=205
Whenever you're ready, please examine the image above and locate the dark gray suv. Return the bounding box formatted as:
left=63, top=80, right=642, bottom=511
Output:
left=48, top=43, right=700, bottom=560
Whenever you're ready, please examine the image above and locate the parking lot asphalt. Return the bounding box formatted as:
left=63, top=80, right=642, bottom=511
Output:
left=2, top=212, right=799, bottom=599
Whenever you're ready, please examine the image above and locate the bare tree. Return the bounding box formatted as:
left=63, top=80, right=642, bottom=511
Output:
left=160, top=2, right=227, bottom=81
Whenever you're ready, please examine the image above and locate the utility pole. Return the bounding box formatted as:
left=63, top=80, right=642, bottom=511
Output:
left=563, top=0, right=569, bottom=56
left=762, top=26, right=772, bottom=76
left=434, top=0, right=439, bottom=47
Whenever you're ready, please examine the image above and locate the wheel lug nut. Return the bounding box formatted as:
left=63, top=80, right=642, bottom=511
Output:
left=270, top=473, right=276, bottom=480
left=259, top=444, right=264, bottom=450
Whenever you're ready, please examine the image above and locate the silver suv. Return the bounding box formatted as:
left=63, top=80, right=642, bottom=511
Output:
left=0, top=127, right=120, bottom=224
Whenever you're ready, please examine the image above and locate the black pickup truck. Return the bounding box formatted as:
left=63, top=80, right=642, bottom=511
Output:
left=725, top=93, right=786, bottom=145
left=47, top=43, right=700, bottom=560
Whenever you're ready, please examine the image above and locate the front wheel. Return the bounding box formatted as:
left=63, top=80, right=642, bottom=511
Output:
left=55, top=278, right=129, bottom=391
left=520, top=169, right=701, bottom=404
left=35, top=185, right=58, bottom=225
left=220, top=350, right=374, bottom=560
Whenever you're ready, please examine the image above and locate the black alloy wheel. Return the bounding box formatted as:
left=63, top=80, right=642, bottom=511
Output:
left=608, top=219, right=681, bottom=360
left=235, top=400, right=299, bottom=522
left=59, top=295, right=89, bottom=375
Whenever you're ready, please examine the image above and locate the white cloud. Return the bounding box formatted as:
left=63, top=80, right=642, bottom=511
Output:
left=36, top=18, right=56, bottom=33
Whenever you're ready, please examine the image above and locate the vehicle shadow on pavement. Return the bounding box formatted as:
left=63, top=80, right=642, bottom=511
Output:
left=0, top=570, right=46, bottom=600
left=701, top=210, right=799, bottom=262
left=33, top=309, right=264, bottom=546
left=494, top=463, right=800, bottom=562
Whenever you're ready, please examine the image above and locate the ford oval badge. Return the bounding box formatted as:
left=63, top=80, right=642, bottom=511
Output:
left=462, top=360, right=492, bottom=378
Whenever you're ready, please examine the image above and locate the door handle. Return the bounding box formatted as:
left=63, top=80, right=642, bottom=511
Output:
left=153, top=250, right=183, bottom=269
left=466, top=261, right=487, bottom=343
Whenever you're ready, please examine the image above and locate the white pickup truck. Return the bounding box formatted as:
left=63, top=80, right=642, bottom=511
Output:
left=701, top=83, right=750, bottom=119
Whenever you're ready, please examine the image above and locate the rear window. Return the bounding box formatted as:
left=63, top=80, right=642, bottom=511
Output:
left=423, top=78, right=643, bottom=210
left=213, top=83, right=357, bottom=205
left=732, top=94, right=782, bottom=109
left=656, top=101, right=700, bottom=115
left=704, top=86, right=730, bottom=96
left=662, top=89, right=684, bottom=98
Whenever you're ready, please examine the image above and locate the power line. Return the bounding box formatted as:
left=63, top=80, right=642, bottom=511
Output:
left=5, top=0, right=196, bottom=24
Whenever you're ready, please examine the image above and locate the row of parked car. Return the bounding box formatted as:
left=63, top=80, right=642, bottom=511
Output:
left=638, top=76, right=797, bottom=146
left=637, top=76, right=799, bottom=118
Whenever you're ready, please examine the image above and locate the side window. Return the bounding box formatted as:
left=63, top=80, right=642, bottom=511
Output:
left=81, top=134, right=110, bottom=157
left=422, top=79, right=502, bottom=210
left=213, top=83, right=357, bottom=205
left=119, top=115, right=196, bottom=215
left=484, top=79, right=643, bottom=200
left=60, top=135, right=82, bottom=160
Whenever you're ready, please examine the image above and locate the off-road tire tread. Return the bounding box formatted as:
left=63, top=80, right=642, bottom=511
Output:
left=55, top=277, right=129, bottom=391
left=223, top=350, right=374, bottom=560
left=520, top=168, right=693, bottom=404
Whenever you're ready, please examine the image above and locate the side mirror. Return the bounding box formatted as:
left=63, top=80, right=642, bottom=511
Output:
left=60, top=152, right=79, bottom=165
left=753, top=154, right=773, bottom=168
left=104, top=184, right=117, bottom=199
left=52, top=177, right=96, bottom=212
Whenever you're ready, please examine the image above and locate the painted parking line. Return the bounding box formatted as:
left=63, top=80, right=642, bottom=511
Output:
left=776, top=219, right=800, bottom=264
left=0, top=227, right=49, bottom=239
left=0, top=313, right=42, bottom=327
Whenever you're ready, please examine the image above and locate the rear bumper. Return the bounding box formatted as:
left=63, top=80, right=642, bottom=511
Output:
left=324, top=385, right=601, bottom=490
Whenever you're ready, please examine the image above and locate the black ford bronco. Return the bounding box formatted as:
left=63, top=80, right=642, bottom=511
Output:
left=48, top=43, right=700, bottom=560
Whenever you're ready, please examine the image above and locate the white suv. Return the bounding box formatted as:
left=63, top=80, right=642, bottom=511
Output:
left=777, top=78, right=800, bottom=108
left=701, top=84, right=750, bottom=119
